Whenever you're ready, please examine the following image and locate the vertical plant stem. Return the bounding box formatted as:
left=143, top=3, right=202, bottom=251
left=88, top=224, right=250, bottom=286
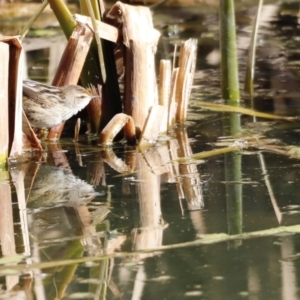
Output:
left=159, top=60, right=171, bottom=133
left=0, top=42, right=9, bottom=168
left=219, top=0, right=240, bottom=104
left=85, top=0, right=106, bottom=82
left=80, top=0, right=100, bottom=20
left=19, top=0, right=49, bottom=39
left=244, top=0, right=263, bottom=97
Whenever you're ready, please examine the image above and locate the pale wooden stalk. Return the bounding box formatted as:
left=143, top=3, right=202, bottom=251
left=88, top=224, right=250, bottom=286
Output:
left=48, top=21, right=95, bottom=140
left=75, top=143, right=83, bottom=167
left=168, top=68, right=179, bottom=128
left=0, top=37, right=29, bottom=155
left=107, top=2, right=161, bottom=136
left=99, top=113, right=136, bottom=146
left=73, top=14, right=118, bottom=43
left=158, top=60, right=171, bottom=133
left=9, top=42, right=24, bottom=156
left=138, top=105, right=165, bottom=150
left=0, top=42, right=9, bottom=167
left=175, top=39, right=197, bottom=124
left=74, top=118, right=81, bottom=142
left=52, top=23, right=94, bottom=86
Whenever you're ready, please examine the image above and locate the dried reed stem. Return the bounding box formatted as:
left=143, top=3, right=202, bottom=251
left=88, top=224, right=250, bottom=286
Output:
left=0, top=42, right=9, bottom=167
left=139, top=105, right=165, bottom=149
left=158, top=59, right=171, bottom=133
left=175, top=39, right=197, bottom=124
left=73, top=14, right=118, bottom=43
left=168, top=68, right=179, bottom=128
left=74, top=118, right=81, bottom=142
left=48, top=22, right=95, bottom=140
left=99, top=113, right=136, bottom=146
left=107, top=2, right=160, bottom=135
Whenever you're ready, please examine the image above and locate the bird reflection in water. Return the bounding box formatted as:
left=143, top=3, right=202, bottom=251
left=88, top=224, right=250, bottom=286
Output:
left=26, top=164, right=96, bottom=210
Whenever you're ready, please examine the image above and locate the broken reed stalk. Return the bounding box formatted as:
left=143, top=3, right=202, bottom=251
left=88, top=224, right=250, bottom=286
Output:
left=49, top=0, right=121, bottom=135
left=139, top=105, right=165, bottom=149
left=175, top=39, right=197, bottom=124
left=168, top=68, right=179, bottom=128
left=99, top=113, right=136, bottom=146
left=0, top=42, right=9, bottom=168
left=74, top=118, right=81, bottom=142
left=0, top=37, right=28, bottom=159
left=51, top=22, right=94, bottom=86
left=158, top=59, right=171, bottom=133
left=22, top=1, right=197, bottom=146
left=47, top=21, right=95, bottom=140
left=107, top=2, right=161, bottom=136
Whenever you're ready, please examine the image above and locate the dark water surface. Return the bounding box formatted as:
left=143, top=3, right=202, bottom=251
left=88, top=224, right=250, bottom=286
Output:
left=2, top=1, right=300, bottom=299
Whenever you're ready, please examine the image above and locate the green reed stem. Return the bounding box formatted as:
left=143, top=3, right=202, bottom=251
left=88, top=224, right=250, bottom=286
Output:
left=47, top=0, right=76, bottom=38
left=219, top=0, right=240, bottom=104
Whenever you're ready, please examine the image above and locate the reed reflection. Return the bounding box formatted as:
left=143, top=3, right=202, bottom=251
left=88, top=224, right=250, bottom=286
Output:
left=0, top=124, right=205, bottom=298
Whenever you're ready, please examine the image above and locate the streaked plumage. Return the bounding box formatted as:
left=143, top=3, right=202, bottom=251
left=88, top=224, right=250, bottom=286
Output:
left=23, top=80, right=95, bottom=128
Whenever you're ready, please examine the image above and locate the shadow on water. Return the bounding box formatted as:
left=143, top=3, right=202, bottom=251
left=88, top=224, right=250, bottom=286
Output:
left=2, top=1, right=300, bottom=299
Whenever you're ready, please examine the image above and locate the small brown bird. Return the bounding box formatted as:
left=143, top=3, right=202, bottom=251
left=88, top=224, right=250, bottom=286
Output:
left=23, top=80, right=96, bottom=128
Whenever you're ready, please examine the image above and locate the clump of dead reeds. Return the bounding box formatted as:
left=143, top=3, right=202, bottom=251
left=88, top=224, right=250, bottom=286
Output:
left=0, top=0, right=198, bottom=167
